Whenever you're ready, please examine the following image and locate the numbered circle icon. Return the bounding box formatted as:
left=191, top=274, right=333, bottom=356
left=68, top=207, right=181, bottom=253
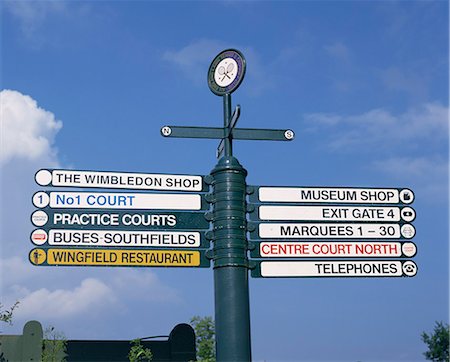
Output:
left=399, top=189, right=414, bottom=204
left=402, top=261, right=417, bottom=277
left=31, top=210, right=49, bottom=227
left=402, top=242, right=417, bottom=257
left=32, top=192, right=50, bottom=208
left=401, top=207, right=416, bottom=222
left=401, top=224, right=416, bottom=239
left=31, top=229, right=48, bottom=245
left=29, top=248, right=46, bottom=265
left=35, top=169, right=52, bottom=186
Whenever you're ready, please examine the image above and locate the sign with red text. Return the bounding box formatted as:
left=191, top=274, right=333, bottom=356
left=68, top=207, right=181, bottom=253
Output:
left=251, top=241, right=417, bottom=258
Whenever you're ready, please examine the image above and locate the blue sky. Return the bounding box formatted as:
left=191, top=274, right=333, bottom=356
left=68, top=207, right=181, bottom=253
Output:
left=1, top=1, right=448, bottom=361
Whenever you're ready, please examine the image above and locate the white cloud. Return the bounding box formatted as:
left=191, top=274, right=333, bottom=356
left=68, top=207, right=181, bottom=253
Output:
left=111, top=269, right=181, bottom=303
left=304, top=102, right=448, bottom=151
left=0, top=257, right=34, bottom=286
left=0, top=90, right=62, bottom=166
left=372, top=155, right=447, bottom=179
left=14, top=278, right=117, bottom=320
left=303, top=102, right=449, bottom=203
left=163, top=39, right=227, bottom=85
left=324, top=41, right=350, bottom=62
left=372, top=156, right=448, bottom=203
left=4, top=0, right=67, bottom=43
left=162, top=40, right=273, bottom=96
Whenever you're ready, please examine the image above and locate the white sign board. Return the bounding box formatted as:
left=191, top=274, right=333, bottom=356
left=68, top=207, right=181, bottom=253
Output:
left=258, top=205, right=415, bottom=222
left=32, top=191, right=202, bottom=210
left=257, top=241, right=417, bottom=258
left=31, top=229, right=202, bottom=247
left=257, top=187, right=414, bottom=204
left=258, top=260, right=418, bottom=277
left=257, top=223, right=415, bottom=239
left=35, top=169, right=203, bottom=192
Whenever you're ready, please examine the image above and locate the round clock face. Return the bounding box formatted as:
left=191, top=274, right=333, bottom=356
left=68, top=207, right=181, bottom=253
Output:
left=208, top=49, right=246, bottom=96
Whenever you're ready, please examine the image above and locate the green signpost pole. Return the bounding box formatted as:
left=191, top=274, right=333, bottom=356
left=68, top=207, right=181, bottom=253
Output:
left=208, top=92, right=252, bottom=362
left=210, top=153, right=251, bottom=362
left=160, top=49, right=294, bottom=361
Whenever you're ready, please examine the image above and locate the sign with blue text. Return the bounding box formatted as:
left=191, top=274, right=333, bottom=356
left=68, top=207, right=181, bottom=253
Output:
left=32, top=191, right=206, bottom=210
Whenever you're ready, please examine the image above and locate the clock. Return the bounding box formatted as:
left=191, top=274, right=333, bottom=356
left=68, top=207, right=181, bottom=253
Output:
left=208, top=49, right=246, bottom=96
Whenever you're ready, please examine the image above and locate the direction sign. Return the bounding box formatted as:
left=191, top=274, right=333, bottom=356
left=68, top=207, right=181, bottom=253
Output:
left=31, top=209, right=209, bottom=230
left=29, top=248, right=210, bottom=268
left=35, top=169, right=205, bottom=192
left=32, top=191, right=205, bottom=210
left=30, top=229, right=208, bottom=248
left=251, top=223, right=416, bottom=239
left=251, top=260, right=418, bottom=278
left=161, top=126, right=295, bottom=141
left=252, top=205, right=416, bottom=222
left=250, top=186, right=415, bottom=204
left=251, top=241, right=417, bottom=258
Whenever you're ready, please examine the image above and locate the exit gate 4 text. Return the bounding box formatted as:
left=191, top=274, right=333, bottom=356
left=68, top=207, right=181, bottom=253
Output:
left=252, top=205, right=415, bottom=222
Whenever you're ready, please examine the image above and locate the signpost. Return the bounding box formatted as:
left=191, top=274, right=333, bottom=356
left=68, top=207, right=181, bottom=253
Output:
left=32, top=191, right=205, bottom=210
left=29, top=248, right=210, bottom=268
left=252, top=260, right=418, bottom=278
left=35, top=169, right=205, bottom=192
left=251, top=241, right=417, bottom=258
left=251, top=186, right=415, bottom=204
left=251, top=205, right=415, bottom=222
left=252, top=222, right=415, bottom=239
left=30, top=229, right=207, bottom=248
left=31, top=209, right=209, bottom=229
left=29, top=49, right=418, bottom=362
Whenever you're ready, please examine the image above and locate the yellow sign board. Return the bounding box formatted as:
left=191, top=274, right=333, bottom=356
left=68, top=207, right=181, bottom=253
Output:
left=29, top=248, right=209, bottom=267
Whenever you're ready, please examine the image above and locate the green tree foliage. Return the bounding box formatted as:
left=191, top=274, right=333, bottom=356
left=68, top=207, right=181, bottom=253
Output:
left=0, top=301, right=19, bottom=326
left=42, top=326, right=67, bottom=362
left=128, top=338, right=152, bottom=362
left=421, top=321, right=449, bottom=362
left=190, top=316, right=215, bottom=362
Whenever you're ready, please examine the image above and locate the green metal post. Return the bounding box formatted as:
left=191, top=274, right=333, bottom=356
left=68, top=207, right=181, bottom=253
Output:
left=210, top=154, right=251, bottom=362
left=223, top=94, right=232, bottom=156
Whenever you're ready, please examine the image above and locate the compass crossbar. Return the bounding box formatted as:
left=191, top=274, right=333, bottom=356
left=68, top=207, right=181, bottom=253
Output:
left=161, top=126, right=224, bottom=139
left=232, top=128, right=294, bottom=141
